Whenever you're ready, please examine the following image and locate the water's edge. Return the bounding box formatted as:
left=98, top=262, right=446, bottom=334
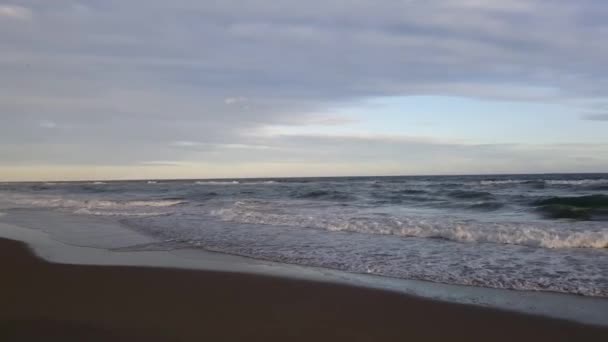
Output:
left=1, top=213, right=607, bottom=327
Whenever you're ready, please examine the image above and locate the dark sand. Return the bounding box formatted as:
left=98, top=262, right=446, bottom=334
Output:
left=1, top=238, right=606, bottom=341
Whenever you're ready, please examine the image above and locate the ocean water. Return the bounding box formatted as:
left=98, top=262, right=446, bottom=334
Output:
left=1, top=174, right=607, bottom=296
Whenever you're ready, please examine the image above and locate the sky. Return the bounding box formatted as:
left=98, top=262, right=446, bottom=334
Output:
left=1, top=0, right=608, bottom=181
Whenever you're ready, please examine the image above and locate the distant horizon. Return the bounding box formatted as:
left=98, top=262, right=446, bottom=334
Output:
left=3, top=171, right=608, bottom=184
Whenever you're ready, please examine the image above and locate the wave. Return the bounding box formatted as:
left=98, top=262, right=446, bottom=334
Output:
left=532, top=195, right=608, bottom=221
left=182, top=192, right=219, bottom=201
left=74, top=199, right=183, bottom=217
left=532, top=195, right=608, bottom=209
left=447, top=190, right=494, bottom=200
left=194, top=180, right=277, bottom=185
left=75, top=185, right=115, bottom=193
left=211, top=201, right=608, bottom=249
left=477, top=178, right=608, bottom=188
left=468, top=202, right=504, bottom=211
left=31, top=185, right=53, bottom=191
left=128, top=212, right=608, bottom=297
left=532, top=195, right=608, bottom=208
left=545, top=179, right=608, bottom=186
left=4, top=194, right=185, bottom=211
left=73, top=208, right=166, bottom=217
left=535, top=205, right=600, bottom=220
left=291, top=190, right=355, bottom=201
left=479, top=180, right=527, bottom=186
left=370, top=190, right=437, bottom=205
left=114, top=200, right=185, bottom=207
left=397, top=189, right=428, bottom=195
left=464, top=179, right=542, bottom=188
left=74, top=199, right=186, bottom=209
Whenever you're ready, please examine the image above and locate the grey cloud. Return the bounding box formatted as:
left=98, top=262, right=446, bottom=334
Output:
left=0, top=4, right=31, bottom=20
left=1, top=0, right=608, bottom=171
left=583, top=113, right=608, bottom=121
left=5, top=1, right=608, bottom=99
left=2, top=128, right=606, bottom=175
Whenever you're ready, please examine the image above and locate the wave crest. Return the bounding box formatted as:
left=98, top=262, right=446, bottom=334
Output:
left=291, top=190, right=355, bottom=201
left=447, top=190, right=494, bottom=199
left=532, top=195, right=608, bottom=221
left=212, top=201, right=608, bottom=249
left=3, top=194, right=185, bottom=217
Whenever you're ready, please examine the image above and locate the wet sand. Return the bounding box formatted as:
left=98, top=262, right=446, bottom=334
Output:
left=1, top=237, right=606, bottom=341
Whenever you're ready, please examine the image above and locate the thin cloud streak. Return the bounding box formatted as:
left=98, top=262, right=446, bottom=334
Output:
left=0, top=4, right=31, bottom=20
left=583, top=113, right=608, bottom=121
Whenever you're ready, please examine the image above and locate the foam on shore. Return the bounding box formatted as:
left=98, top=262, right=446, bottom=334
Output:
left=1, top=211, right=607, bottom=327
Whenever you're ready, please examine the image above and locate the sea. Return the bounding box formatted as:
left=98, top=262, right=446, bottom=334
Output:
left=1, top=173, right=607, bottom=297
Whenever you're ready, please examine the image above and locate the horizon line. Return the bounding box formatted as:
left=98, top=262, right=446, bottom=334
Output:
left=2, top=171, right=607, bottom=183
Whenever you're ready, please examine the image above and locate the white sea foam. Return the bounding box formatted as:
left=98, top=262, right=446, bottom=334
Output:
left=545, top=179, right=608, bottom=185
left=212, top=201, right=608, bottom=249
left=194, top=180, right=277, bottom=185
left=479, top=180, right=528, bottom=185
left=92, top=181, right=107, bottom=185
left=3, top=183, right=607, bottom=297
left=111, top=200, right=185, bottom=207
left=477, top=178, right=608, bottom=186
left=2, top=194, right=184, bottom=217
left=73, top=208, right=165, bottom=217
left=128, top=212, right=608, bottom=297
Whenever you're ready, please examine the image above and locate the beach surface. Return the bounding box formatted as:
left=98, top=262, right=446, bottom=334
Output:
left=1, top=237, right=607, bottom=342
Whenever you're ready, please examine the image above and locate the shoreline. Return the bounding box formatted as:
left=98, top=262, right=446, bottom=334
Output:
left=1, top=236, right=607, bottom=341
left=1, top=213, right=608, bottom=329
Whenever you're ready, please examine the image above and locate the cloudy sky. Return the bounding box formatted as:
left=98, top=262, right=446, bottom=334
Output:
left=1, top=0, right=608, bottom=181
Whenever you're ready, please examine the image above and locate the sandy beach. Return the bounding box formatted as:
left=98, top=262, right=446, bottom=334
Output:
left=1, top=237, right=606, bottom=342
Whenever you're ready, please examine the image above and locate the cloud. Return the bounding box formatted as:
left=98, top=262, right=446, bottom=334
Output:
left=170, top=140, right=274, bottom=151
left=224, top=97, right=248, bottom=105
left=138, top=160, right=189, bottom=166
left=170, top=141, right=202, bottom=148
left=0, top=4, right=31, bottom=20
left=301, top=116, right=359, bottom=126
left=38, top=120, right=57, bottom=128
left=0, top=0, right=607, bottom=179
left=582, top=113, right=608, bottom=121
left=1, top=130, right=606, bottom=178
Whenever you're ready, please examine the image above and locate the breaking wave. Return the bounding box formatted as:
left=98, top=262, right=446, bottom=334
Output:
left=291, top=190, right=355, bottom=201
left=533, top=194, right=608, bottom=208
left=194, top=180, right=277, bottom=185
left=546, top=179, right=608, bottom=186
left=532, top=195, right=608, bottom=221
left=447, top=190, right=494, bottom=200
left=2, top=194, right=185, bottom=217
left=3, top=174, right=608, bottom=297
left=212, top=201, right=608, bottom=249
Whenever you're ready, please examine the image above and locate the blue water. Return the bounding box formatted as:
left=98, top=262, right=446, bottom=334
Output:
left=1, top=174, right=607, bottom=296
